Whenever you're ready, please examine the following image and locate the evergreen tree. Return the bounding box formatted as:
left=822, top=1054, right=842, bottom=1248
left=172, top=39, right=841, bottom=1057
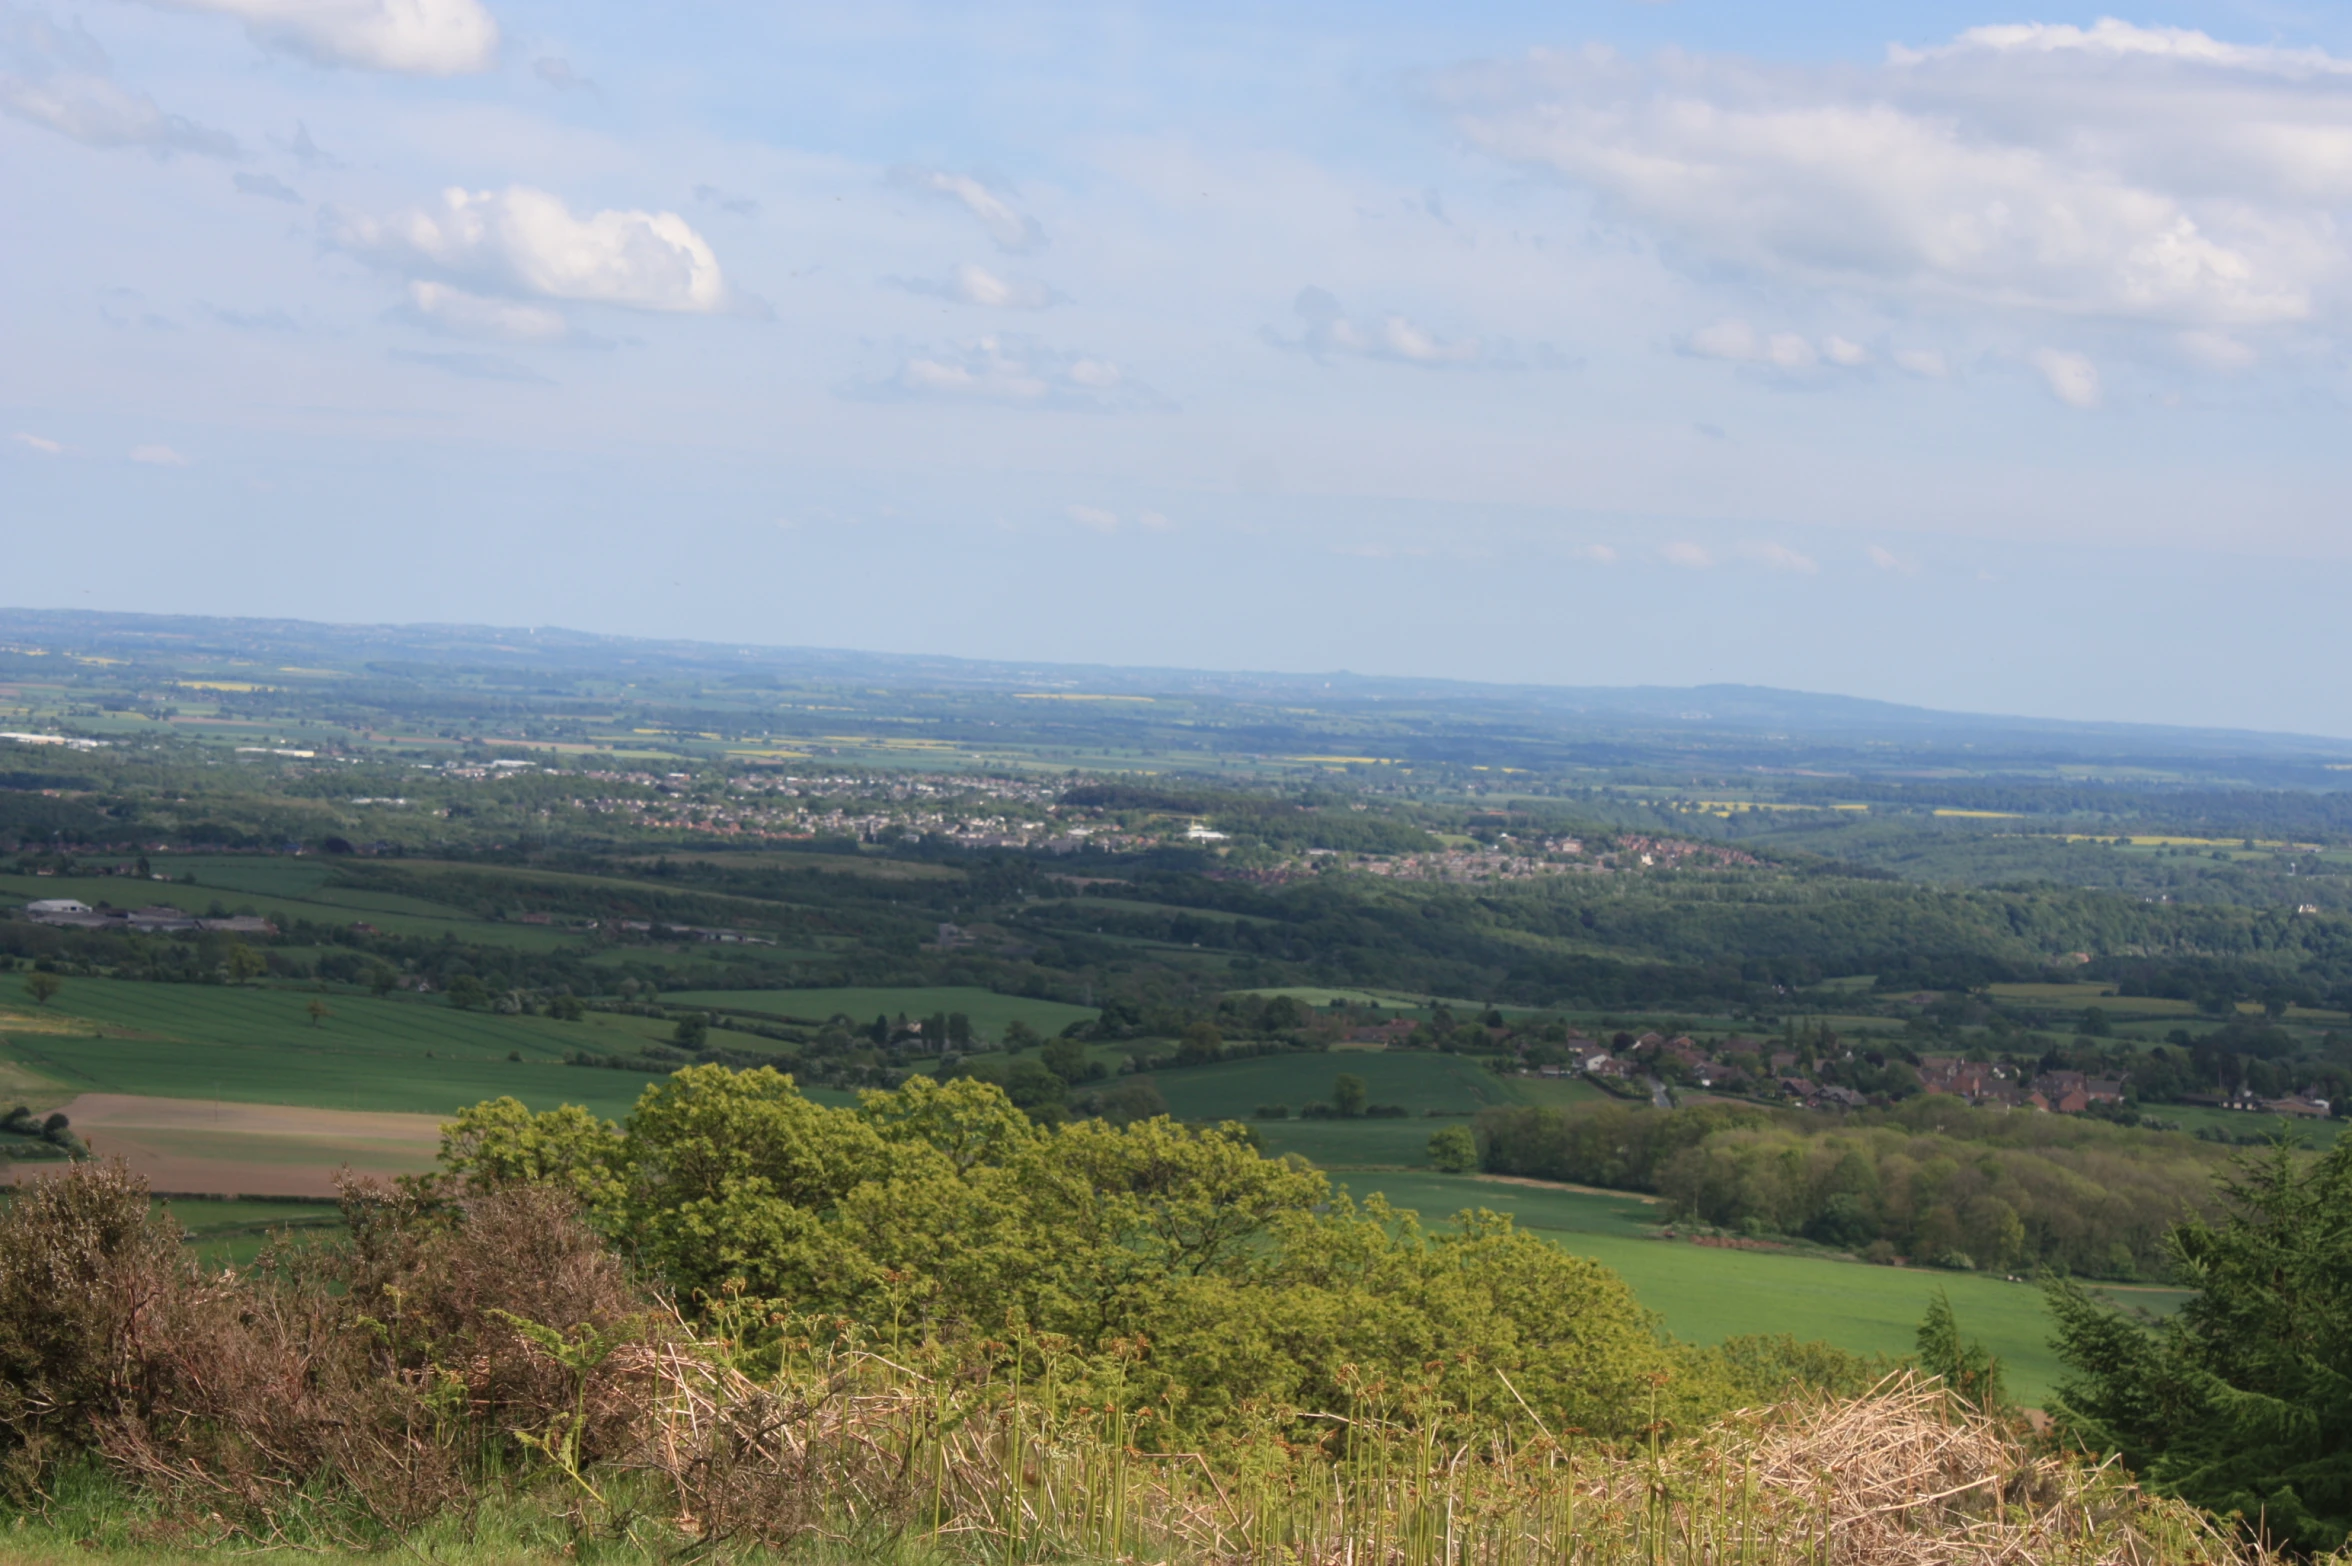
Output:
left=2048, top=1138, right=2352, bottom=1553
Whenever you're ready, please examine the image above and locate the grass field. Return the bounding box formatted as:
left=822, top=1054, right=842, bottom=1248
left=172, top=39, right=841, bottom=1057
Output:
left=0, top=861, right=589, bottom=951
left=671, top=986, right=1098, bottom=1036
left=1152, top=1050, right=1529, bottom=1121
left=2155, top=1103, right=2343, bottom=1148
left=0, top=978, right=679, bottom=1120
left=1330, top=1171, right=2187, bottom=1403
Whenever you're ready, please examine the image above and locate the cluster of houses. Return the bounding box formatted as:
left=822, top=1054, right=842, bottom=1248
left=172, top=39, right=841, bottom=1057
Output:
left=17, top=899, right=275, bottom=936
left=1507, top=1028, right=2333, bottom=1118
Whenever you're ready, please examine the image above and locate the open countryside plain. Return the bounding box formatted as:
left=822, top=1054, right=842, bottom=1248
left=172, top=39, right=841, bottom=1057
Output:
left=0, top=974, right=2208, bottom=1408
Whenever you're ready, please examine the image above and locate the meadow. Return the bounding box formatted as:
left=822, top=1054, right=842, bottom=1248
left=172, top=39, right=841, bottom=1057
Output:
left=0, top=977, right=677, bottom=1120
left=1333, top=1170, right=2186, bottom=1402
left=671, top=985, right=1099, bottom=1036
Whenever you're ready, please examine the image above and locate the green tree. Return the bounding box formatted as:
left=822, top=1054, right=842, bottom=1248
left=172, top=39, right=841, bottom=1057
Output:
left=445, top=974, right=490, bottom=1010
left=305, top=998, right=330, bottom=1029
left=1915, top=1290, right=2004, bottom=1412
left=22, top=972, right=61, bottom=1007
left=367, top=964, right=398, bottom=998
left=1428, top=1123, right=1477, bottom=1173
left=674, top=1012, right=709, bottom=1050
left=947, top=1011, right=972, bottom=1047
left=1002, top=1019, right=1041, bottom=1053
left=2048, top=1138, right=2352, bottom=1553
left=1040, top=1036, right=1090, bottom=1084
left=1176, top=1021, right=1224, bottom=1065
left=225, top=943, right=266, bottom=983
left=1332, top=1072, right=1369, bottom=1119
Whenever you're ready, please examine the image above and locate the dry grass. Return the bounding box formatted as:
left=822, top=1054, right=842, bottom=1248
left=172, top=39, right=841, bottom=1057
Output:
left=0, top=1163, right=2322, bottom=1566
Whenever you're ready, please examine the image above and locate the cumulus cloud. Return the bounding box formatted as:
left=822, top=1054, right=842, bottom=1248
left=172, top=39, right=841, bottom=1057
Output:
left=327, top=186, right=733, bottom=313
left=1662, top=539, right=1817, bottom=572
left=395, top=279, right=567, bottom=341
left=1270, top=286, right=1487, bottom=367
left=0, top=5, right=237, bottom=155
left=1573, top=543, right=1619, bottom=563
left=1743, top=542, right=1819, bottom=573
left=10, top=431, right=61, bottom=454
left=130, top=0, right=498, bottom=75
left=886, top=262, right=1061, bottom=310
left=843, top=335, right=1169, bottom=412
left=1894, top=348, right=1950, bottom=379
left=130, top=443, right=186, bottom=465
left=892, top=166, right=1044, bottom=253
left=1437, top=22, right=2352, bottom=334
left=1867, top=543, right=1920, bottom=573
left=1684, top=319, right=1822, bottom=370
left=1066, top=504, right=1119, bottom=532
left=233, top=171, right=302, bottom=202
left=2032, top=347, right=2102, bottom=408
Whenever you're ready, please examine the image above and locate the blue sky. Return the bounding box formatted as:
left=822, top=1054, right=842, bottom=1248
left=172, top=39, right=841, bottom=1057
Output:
left=6, top=0, right=2352, bottom=733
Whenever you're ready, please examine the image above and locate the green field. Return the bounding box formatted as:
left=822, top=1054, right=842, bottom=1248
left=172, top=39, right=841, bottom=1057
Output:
left=1333, top=1171, right=2187, bottom=1402
left=0, top=862, right=589, bottom=952
left=1152, top=1050, right=1526, bottom=1121
left=671, top=986, right=1098, bottom=1036
left=1, top=978, right=683, bottom=1119
left=163, top=1197, right=343, bottom=1265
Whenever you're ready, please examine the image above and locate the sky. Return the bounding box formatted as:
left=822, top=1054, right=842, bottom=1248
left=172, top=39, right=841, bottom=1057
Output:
left=6, top=1, right=2352, bottom=734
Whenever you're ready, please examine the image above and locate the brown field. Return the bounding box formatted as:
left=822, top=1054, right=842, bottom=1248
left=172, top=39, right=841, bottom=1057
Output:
left=15, top=1094, right=444, bottom=1197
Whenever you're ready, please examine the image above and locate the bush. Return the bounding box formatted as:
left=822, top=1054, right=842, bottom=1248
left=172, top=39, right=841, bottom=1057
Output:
left=0, top=1160, right=184, bottom=1480
left=1428, top=1123, right=1478, bottom=1173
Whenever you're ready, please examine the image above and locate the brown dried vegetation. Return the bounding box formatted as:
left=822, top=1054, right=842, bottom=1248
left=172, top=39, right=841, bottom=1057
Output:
left=0, top=1162, right=2326, bottom=1565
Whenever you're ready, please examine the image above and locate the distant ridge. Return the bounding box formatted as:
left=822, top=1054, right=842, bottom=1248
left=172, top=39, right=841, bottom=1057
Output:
left=1, top=604, right=2345, bottom=761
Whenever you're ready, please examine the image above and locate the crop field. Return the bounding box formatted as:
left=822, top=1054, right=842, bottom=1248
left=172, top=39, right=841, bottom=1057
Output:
left=671, top=986, right=1098, bottom=1036
left=0, top=978, right=678, bottom=1120
left=1333, top=1170, right=2186, bottom=1402
left=28, top=1093, right=445, bottom=1198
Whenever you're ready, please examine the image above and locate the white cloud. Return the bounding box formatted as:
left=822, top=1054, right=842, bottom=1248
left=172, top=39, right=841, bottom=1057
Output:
left=0, top=8, right=237, bottom=156
left=1684, top=319, right=1866, bottom=372
left=327, top=186, right=732, bottom=313
left=10, top=431, right=61, bottom=454
left=397, top=280, right=567, bottom=341
left=1573, top=543, right=1619, bottom=563
left=1066, top=504, right=1119, bottom=532
left=892, top=167, right=1044, bottom=253
left=845, top=335, right=1169, bottom=412
left=130, top=444, right=186, bottom=465
left=130, top=0, right=498, bottom=75
left=1137, top=510, right=1173, bottom=531
left=887, top=262, right=1061, bottom=310
left=1741, top=541, right=1819, bottom=573
left=1866, top=543, right=1919, bottom=573
left=1438, top=25, right=2352, bottom=333
left=2032, top=347, right=2103, bottom=409
left=1894, top=348, right=1950, bottom=379
left=1662, top=541, right=1713, bottom=568
left=1273, top=286, right=1486, bottom=367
